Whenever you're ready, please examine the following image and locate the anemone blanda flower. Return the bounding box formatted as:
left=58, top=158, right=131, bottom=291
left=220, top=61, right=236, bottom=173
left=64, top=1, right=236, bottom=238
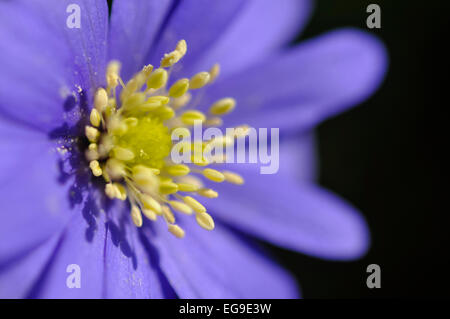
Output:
left=0, top=0, right=387, bottom=298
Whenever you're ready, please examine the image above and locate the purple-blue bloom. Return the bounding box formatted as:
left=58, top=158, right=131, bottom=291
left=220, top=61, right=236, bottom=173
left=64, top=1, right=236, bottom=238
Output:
left=0, top=0, right=387, bottom=298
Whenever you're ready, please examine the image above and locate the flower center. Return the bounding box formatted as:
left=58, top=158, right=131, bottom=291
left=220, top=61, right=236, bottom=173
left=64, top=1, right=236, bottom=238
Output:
left=84, top=40, right=245, bottom=238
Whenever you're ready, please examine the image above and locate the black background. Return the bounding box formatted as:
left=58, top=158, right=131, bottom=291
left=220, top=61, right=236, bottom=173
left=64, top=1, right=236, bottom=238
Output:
left=264, top=0, right=445, bottom=298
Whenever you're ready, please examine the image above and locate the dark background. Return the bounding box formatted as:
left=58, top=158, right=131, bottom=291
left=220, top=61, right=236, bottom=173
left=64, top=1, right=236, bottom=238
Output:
left=266, top=0, right=445, bottom=298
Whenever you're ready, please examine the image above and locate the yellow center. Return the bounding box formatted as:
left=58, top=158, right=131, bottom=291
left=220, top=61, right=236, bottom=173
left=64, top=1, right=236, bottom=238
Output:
left=84, top=40, right=246, bottom=238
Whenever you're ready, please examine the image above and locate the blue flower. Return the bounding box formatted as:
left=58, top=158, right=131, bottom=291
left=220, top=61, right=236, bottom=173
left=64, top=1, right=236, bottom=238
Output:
left=0, top=0, right=387, bottom=298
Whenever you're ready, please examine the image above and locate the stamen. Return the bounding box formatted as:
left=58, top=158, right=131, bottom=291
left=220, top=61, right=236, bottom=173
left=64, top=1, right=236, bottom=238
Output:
left=147, top=68, right=168, bottom=90
left=189, top=72, right=210, bottom=89
left=209, top=63, right=220, bottom=83
left=223, top=171, right=244, bottom=185
left=180, top=110, right=206, bottom=125
left=169, top=200, right=193, bottom=215
left=168, top=224, right=185, bottom=238
left=202, top=168, right=225, bottom=183
left=89, top=160, right=102, bottom=177
left=94, top=88, right=109, bottom=112
left=90, top=109, right=101, bottom=127
left=209, top=98, right=236, bottom=115
left=142, top=208, right=157, bottom=221
left=131, top=205, right=143, bottom=227
left=162, top=205, right=175, bottom=224
left=197, top=188, right=218, bottom=198
left=85, top=126, right=100, bottom=142
left=85, top=39, right=244, bottom=236
left=176, top=183, right=199, bottom=192
left=141, top=194, right=162, bottom=214
left=169, top=78, right=190, bottom=98
left=166, top=164, right=190, bottom=176
left=183, top=196, right=206, bottom=213
left=195, top=212, right=215, bottom=231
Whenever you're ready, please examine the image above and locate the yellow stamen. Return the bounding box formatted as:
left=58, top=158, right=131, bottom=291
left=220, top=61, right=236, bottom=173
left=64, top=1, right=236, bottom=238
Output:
left=209, top=98, right=236, bottom=115
left=131, top=205, right=143, bottom=227
left=203, top=168, right=225, bottom=182
left=166, top=164, right=190, bottom=176
left=141, top=194, right=162, bottom=214
left=90, top=108, right=101, bottom=127
left=195, top=212, right=215, bottom=231
left=169, top=200, right=193, bottom=215
left=147, top=68, right=168, bottom=90
left=85, top=40, right=242, bottom=237
left=197, top=188, right=218, bottom=198
left=169, top=78, right=190, bottom=98
left=85, top=126, right=100, bottom=142
left=189, top=72, right=210, bottom=89
left=223, top=171, right=245, bottom=185
left=142, top=208, right=157, bottom=221
left=181, top=110, right=206, bottom=125
left=162, top=205, right=175, bottom=224
left=209, top=63, right=220, bottom=83
left=168, top=224, right=185, bottom=238
left=183, top=196, right=206, bottom=213
left=89, top=160, right=102, bottom=177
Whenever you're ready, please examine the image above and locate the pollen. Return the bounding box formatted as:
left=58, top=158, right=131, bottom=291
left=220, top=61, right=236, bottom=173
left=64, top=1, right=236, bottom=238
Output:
left=84, top=40, right=245, bottom=238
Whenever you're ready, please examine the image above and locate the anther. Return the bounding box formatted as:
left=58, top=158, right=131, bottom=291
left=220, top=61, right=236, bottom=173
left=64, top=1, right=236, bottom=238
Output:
left=209, top=64, right=220, bottom=83
left=169, top=200, right=193, bottom=215
left=168, top=224, right=185, bottom=238
left=166, top=164, right=190, bottom=176
left=147, top=68, right=168, bottom=90
left=85, top=126, right=100, bottom=142
left=142, top=208, right=157, bottom=221
left=160, top=180, right=179, bottom=194
left=222, top=171, right=244, bottom=185
left=90, top=108, right=101, bottom=127
left=197, top=188, right=218, bottom=198
left=89, top=160, right=102, bottom=177
left=106, top=61, right=121, bottom=89
left=177, top=183, right=199, bottom=192
left=202, top=168, right=225, bottom=182
left=141, top=194, right=162, bottom=214
left=189, top=72, right=210, bottom=89
left=181, top=110, right=206, bottom=125
left=195, top=212, right=215, bottom=231
left=209, top=98, right=236, bottom=115
left=85, top=143, right=99, bottom=161
left=131, top=205, right=143, bottom=227
left=169, top=78, right=190, bottom=98
left=183, top=196, right=206, bottom=213
left=162, top=206, right=175, bottom=224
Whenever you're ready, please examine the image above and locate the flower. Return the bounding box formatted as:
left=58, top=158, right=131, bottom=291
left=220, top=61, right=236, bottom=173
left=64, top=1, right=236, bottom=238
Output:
left=0, top=0, right=387, bottom=298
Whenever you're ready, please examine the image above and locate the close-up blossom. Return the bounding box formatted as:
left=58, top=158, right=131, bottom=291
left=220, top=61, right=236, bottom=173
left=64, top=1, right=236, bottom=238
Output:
left=0, top=0, right=387, bottom=299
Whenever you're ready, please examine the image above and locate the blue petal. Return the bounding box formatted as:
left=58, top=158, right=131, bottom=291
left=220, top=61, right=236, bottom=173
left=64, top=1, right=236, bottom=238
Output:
left=0, top=121, right=74, bottom=266
left=146, top=218, right=299, bottom=298
left=103, top=203, right=176, bottom=299
left=203, top=166, right=370, bottom=260
left=32, top=208, right=107, bottom=298
left=202, top=29, right=388, bottom=133
left=108, top=0, right=173, bottom=81
left=189, top=0, right=313, bottom=78
left=0, top=235, right=60, bottom=298
left=279, top=133, right=318, bottom=182
left=145, top=0, right=246, bottom=73
left=0, top=0, right=108, bottom=131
